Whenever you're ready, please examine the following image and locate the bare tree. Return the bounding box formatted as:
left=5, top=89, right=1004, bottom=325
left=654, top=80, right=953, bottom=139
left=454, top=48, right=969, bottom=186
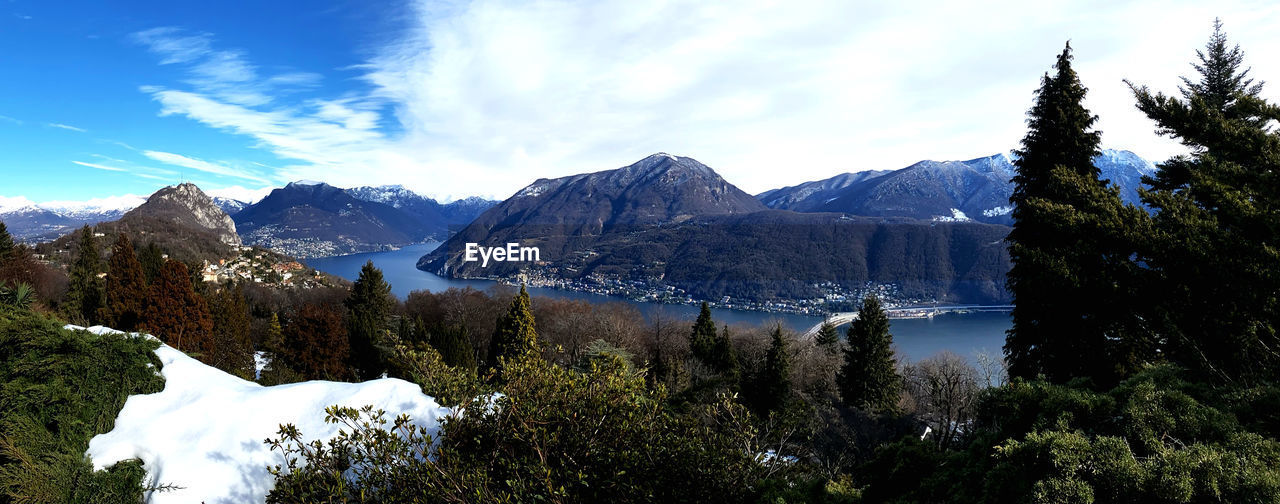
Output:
left=903, top=351, right=980, bottom=450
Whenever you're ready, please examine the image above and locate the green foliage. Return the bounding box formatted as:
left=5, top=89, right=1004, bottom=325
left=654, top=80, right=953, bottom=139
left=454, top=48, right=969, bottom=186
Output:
left=865, top=365, right=1280, bottom=504
left=102, top=234, right=147, bottom=331
left=690, top=302, right=718, bottom=366
left=815, top=320, right=840, bottom=354
left=345, top=261, right=395, bottom=380
left=0, top=283, right=34, bottom=310
left=63, top=226, right=104, bottom=326
left=838, top=296, right=900, bottom=412
left=1127, top=19, right=1280, bottom=385
left=0, top=222, right=13, bottom=263
left=207, top=283, right=255, bottom=379
left=386, top=342, right=486, bottom=408
left=751, top=324, right=793, bottom=415
left=136, top=242, right=164, bottom=285
left=142, top=260, right=213, bottom=356
left=0, top=306, right=165, bottom=503
left=270, top=355, right=780, bottom=503
left=1004, top=42, right=1150, bottom=386
left=427, top=323, right=476, bottom=371
left=486, top=285, right=539, bottom=377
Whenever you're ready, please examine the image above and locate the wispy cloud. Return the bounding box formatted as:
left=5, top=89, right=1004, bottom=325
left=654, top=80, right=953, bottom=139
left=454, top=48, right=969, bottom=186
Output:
left=133, top=27, right=320, bottom=107
left=72, top=160, right=127, bottom=172
left=49, top=123, right=87, bottom=132
left=0, top=115, right=21, bottom=126
left=141, top=150, right=272, bottom=184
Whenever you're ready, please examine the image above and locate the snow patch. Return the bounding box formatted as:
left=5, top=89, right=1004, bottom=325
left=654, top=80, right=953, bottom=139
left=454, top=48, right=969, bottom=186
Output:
left=207, top=185, right=274, bottom=205
left=933, top=208, right=971, bottom=222
left=69, top=324, right=450, bottom=504
left=982, top=205, right=1013, bottom=217
left=38, top=194, right=146, bottom=214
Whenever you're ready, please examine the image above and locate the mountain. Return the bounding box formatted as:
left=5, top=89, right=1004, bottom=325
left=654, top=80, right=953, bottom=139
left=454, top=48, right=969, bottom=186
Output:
left=234, top=181, right=435, bottom=258
left=418, top=153, right=1008, bottom=305
left=0, top=195, right=145, bottom=241
left=212, top=197, right=250, bottom=216
left=758, top=149, right=1157, bottom=224
left=439, top=196, right=499, bottom=226
left=418, top=152, right=765, bottom=272
left=41, top=183, right=241, bottom=264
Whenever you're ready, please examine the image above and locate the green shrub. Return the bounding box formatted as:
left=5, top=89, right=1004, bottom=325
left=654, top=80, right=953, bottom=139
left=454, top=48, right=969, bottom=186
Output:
left=0, top=306, right=165, bottom=503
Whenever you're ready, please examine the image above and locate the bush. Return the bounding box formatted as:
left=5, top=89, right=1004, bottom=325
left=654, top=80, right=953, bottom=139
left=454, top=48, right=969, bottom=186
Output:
left=0, top=306, right=165, bottom=503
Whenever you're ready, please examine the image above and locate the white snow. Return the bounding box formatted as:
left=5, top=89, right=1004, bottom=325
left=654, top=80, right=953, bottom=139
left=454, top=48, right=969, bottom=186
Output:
left=291, top=179, right=323, bottom=186
left=68, top=324, right=451, bottom=504
left=0, top=195, right=38, bottom=213
left=207, top=185, right=274, bottom=205
left=982, top=205, right=1013, bottom=217
left=933, top=208, right=971, bottom=222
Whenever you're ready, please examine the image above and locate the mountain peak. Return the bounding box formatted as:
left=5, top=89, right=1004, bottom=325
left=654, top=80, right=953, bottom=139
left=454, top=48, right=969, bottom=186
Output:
left=130, top=183, right=241, bottom=247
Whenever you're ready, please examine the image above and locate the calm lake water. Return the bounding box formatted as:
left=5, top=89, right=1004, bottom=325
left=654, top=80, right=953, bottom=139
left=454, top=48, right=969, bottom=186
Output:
left=306, top=242, right=1011, bottom=363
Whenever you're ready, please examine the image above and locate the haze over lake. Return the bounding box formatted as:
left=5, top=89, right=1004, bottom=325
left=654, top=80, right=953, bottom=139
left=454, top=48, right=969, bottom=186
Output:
left=307, top=242, right=1011, bottom=364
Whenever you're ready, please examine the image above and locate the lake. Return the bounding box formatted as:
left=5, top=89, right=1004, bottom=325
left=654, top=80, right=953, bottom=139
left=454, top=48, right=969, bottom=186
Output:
left=306, top=242, right=1011, bottom=364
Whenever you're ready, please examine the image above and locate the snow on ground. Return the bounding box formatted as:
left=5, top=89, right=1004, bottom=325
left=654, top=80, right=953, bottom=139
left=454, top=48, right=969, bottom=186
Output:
left=67, top=325, right=450, bottom=504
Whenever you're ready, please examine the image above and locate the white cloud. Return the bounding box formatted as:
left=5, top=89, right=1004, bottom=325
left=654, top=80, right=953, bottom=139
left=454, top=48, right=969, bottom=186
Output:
left=132, top=0, right=1280, bottom=199
left=142, top=150, right=273, bottom=185
left=72, top=160, right=127, bottom=172
left=49, top=123, right=87, bottom=132
left=0, top=195, right=37, bottom=213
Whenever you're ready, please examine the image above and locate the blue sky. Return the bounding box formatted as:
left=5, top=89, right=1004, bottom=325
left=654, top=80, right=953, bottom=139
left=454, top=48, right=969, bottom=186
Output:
left=3, top=0, right=1280, bottom=203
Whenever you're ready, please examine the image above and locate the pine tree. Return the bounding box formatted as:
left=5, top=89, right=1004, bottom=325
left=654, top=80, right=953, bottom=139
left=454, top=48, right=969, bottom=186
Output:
left=709, top=324, right=739, bottom=376
left=487, top=285, right=540, bottom=375
left=689, top=302, right=717, bottom=367
left=263, top=312, right=284, bottom=354
left=142, top=260, right=214, bottom=355
left=815, top=320, right=840, bottom=354
left=63, top=226, right=104, bottom=325
left=345, top=260, right=395, bottom=380
left=1128, top=21, right=1280, bottom=383
left=0, top=221, right=13, bottom=263
left=838, top=295, right=900, bottom=412
left=103, top=234, right=147, bottom=331
left=283, top=303, right=352, bottom=381
left=758, top=324, right=792, bottom=414
left=430, top=324, right=476, bottom=371
left=137, top=242, right=165, bottom=285
left=1004, top=42, right=1149, bottom=385
left=207, top=283, right=255, bottom=378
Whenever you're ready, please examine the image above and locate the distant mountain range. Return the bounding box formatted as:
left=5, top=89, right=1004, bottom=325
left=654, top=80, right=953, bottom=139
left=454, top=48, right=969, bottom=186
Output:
left=3, top=182, right=498, bottom=258
left=419, top=153, right=1018, bottom=305
left=757, top=149, right=1156, bottom=224
left=0, top=195, right=145, bottom=241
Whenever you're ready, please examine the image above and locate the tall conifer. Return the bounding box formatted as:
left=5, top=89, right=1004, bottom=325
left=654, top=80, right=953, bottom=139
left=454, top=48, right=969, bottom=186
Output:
left=488, top=285, right=540, bottom=376
left=345, top=261, right=395, bottom=380
left=838, top=295, right=900, bottom=412
left=64, top=226, right=104, bottom=325
left=103, top=234, right=147, bottom=331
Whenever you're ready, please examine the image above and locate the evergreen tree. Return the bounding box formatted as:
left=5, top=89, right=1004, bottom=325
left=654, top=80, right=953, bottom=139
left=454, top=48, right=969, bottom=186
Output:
left=103, top=234, right=147, bottom=331
left=689, top=302, right=717, bottom=367
left=282, top=303, right=352, bottom=381
left=263, top=312, right=285, bottom=355
left=709, top=324, right=739, bottom=377
left=838, top=295, right=900, bottom=412
left=345, top=260, right=395, bottom=380
left=142, top=260, right=213, bottom=356
left=758, top=324, right=792, bottom=414
left=0, top=221, right=13, bottom=263
left=1128, top=20, right=1280, bottom=383
left=1004, top=42, right=1149, bottom=385
left=207, top=283, right=255, bottom=378
left=487, top=285, right=540, bottom=375
left=63, top=226, right=104, bottom=325
left=137, top=242, right=165, bottom=285
left=815, top=320, right=840, bottom=354
left=429, top=324, right=476, bottom=371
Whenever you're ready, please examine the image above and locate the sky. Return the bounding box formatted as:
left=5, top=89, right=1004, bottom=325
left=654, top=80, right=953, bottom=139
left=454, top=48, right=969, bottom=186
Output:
left=2, top=0, right=1280, bottom=203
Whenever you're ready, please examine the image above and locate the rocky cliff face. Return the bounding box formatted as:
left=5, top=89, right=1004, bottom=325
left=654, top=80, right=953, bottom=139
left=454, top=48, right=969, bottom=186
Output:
left=123, top=183, right=242, bottom=247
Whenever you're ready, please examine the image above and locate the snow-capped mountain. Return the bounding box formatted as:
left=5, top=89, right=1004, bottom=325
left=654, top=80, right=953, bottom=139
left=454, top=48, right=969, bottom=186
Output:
left=212, top=197, right=250, bottom=216
left=0, top=194, right=146, bottom=241
left=757, top=149, right=1157, bottom=224
left=345, top=185, right=498, bottom=227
